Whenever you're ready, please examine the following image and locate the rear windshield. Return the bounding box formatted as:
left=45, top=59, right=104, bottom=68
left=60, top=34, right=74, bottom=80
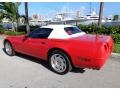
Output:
left=64, top=27, right=83, bottom=35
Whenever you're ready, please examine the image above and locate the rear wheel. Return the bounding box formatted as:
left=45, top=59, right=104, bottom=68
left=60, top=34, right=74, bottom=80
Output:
left=4, top=41, right=15, bottom=56
left=49, top=50, right=72, bottom=75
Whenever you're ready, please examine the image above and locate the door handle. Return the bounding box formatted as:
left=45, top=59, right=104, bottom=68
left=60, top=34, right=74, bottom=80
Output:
left=41, top=42, right=45, bottom=44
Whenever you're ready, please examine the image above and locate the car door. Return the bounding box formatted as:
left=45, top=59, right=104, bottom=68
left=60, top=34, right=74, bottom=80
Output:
left=20, top=28, right=53, bottom=59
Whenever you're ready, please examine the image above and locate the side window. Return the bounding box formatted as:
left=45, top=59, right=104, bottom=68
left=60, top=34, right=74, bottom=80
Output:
left=29, top=28, right=53, bottom=38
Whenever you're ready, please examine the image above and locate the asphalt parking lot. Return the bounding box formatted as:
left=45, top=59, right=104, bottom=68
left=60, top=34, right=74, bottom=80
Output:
left=0, top=35, right=120, bottom=88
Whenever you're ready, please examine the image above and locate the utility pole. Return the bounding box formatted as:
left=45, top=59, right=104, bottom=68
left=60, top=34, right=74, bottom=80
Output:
left=25, top=2, right=30, bottom=35
left=98, top=2, right=104, bottom=27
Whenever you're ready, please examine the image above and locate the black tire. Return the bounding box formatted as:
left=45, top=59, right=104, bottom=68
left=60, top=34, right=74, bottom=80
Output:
left=4, top=41, right=15, bottom=56
left=48, top=50, right=72, bottom=75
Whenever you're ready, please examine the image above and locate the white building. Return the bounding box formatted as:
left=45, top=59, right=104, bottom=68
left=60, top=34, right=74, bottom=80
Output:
left=29, top=14, right=49, bottom=26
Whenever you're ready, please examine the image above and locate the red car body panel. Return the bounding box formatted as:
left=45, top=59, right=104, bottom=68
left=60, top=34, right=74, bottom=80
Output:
left=5, top=34, right=113, bottom=69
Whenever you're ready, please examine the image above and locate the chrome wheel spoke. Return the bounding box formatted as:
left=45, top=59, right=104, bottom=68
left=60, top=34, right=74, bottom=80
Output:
left=58, top=57, right=66, bottom=70
left=5, top=42, right=12, bottom=55
left=51, top=54, right=67, bottom=73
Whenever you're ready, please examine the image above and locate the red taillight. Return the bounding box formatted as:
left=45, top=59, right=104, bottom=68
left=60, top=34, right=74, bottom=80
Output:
left=104, top=44, right=107, bottom=53
left=103, top=43, right=109, bottom=53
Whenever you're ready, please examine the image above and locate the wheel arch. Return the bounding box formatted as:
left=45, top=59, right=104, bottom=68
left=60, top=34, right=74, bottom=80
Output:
left=47, top=47, right=74, bottom=67
left=3, top=39, right=15, bottom=56
left=4, top=39, right=15, bottom=50
left=4, top=39, right=11, bottom=45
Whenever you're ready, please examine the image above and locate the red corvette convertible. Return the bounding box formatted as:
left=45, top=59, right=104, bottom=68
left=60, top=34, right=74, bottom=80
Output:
left=4, top=25, right=113, bottom=74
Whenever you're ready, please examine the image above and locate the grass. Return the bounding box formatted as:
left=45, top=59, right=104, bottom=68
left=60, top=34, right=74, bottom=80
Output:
left=4, top=31, right=25, bottom=36
left=113, top=43, right=120, bottom=53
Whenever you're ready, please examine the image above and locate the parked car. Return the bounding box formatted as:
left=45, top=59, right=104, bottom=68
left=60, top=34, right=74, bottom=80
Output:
left=3, top=25, right=113, bottom=75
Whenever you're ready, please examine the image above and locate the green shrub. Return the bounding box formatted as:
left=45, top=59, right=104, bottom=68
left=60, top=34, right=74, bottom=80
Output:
left=78, top=24, right=120, bottom=34
left=77, top=24, right=120, bottom=43
left=17, top=25, right=40, bottom=33
left=0, top=29, right=4, bottom=34
left=4, top=31, right=25, bottom=36
left=0, top=25, right=5, bottom=34
left=113, top=43, right=120, bottom=53
left=111, top=34, right=120, bottom=43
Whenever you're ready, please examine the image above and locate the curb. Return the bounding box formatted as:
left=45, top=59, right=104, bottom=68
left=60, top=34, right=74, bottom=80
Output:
left=111, top=53, right=120, bottom=59
left=112, top=53, right=120, bottom=56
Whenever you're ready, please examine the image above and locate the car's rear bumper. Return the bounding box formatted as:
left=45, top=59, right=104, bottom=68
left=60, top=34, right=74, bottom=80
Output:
left=72, top=49, right=111, bottom=70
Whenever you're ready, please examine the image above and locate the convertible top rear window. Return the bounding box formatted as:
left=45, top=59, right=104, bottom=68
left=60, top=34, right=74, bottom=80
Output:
left=64, top=27, right=83, bottom=35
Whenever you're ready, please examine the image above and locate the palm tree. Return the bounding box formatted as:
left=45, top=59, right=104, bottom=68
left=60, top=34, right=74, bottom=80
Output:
left=0, top=2, right=21, bottom=32
left=14, top=2, right=21, bottom=32
left=25, top=2, right=30, bottom=35
left=98, top=2, right=104, bottom=27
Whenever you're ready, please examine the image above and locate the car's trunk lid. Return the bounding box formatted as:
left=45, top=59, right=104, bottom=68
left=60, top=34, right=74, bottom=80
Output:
left=70, top=34, right=111, bottom=43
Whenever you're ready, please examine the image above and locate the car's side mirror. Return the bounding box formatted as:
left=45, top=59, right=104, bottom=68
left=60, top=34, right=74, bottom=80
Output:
left=24, top=35, right=29, bottom=38
left=22, top=35, right=29, bottom=41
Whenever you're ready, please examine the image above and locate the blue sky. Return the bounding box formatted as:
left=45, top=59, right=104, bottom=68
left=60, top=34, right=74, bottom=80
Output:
left=19, top=2, right=120, bottom=19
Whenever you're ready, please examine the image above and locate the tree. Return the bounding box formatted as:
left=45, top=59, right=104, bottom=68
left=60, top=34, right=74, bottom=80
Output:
left=98, top=2, right=104, bottom=27
left=25, top=2, right=30, bottom=35
left=113, top=15, right=119, bottom=21
left=0, top=2, right=21, bottom=32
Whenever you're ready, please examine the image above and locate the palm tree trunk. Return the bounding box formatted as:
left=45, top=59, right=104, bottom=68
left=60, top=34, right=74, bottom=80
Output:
left=12, top=21, right=16, bottom=32
left=25, top=2, right=30, bottom=35
left=16, top=20, right=18, bottom=32
left=98, top=2, right=104, bottom=27
left=16, top=9, right=19, bottom=33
